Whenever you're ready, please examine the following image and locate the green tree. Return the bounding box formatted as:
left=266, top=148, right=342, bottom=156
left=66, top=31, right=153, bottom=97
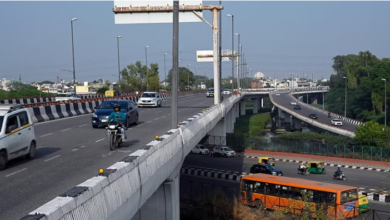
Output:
left=167, top=67, right=195, bottom=91
left=8, top=82, right=37, bottom=91
left=354, top=121, right=384, bottom=146
left=97, top=87, right=109, bottom=94
left=120, top=61, right=160, bottom=92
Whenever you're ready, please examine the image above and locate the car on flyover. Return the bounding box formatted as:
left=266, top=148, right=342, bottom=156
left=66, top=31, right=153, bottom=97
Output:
left=191, top=144, right=209, bottom=154
left=137, top=92, right=162, bottom=108
left=290, top=101, right=297, bottom=105
left=250, top=164, right=283, bottom=176
left=331, top=119, right=343, bottom=126
left=275, top=93, right=280, bottom=96
left=309, top=113, right=318, bottom=119
left=294, top=105, right=301, bottom=110
left=222, top=89, right=231, bottom=95
left=92, top=99, right=138, bottom=128
left=206, top=88, right=214, bottom=97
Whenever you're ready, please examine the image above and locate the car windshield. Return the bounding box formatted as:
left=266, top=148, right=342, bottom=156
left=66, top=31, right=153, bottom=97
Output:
left=142, top=93, right=156, bottom=98
left=98, top=101, right=127, bottom=110
left=0, top=116, right=3, bottom=132
left=208, top=89, right=214, bottom=92
left=223, top=147, right=233, bottom=151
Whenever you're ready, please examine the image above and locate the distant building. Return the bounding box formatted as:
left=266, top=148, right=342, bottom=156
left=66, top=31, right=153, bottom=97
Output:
left=251, top=80, right=263, bottom=89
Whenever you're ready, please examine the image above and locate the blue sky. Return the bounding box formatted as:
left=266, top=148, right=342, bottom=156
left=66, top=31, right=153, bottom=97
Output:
left=0, top=1, right=389, bottom=83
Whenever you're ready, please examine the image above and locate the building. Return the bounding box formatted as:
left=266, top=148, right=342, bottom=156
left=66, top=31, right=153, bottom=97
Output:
left=251, top=80, right=263, bottom=89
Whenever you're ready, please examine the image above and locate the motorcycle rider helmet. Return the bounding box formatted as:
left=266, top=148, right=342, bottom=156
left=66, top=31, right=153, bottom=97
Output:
left=113, top=104, right=121, bottom=111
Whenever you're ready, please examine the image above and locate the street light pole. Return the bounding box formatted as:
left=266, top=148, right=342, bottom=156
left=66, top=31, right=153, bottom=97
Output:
left=71, top=18, right=78, bottom=92
left=227, top=14, right=234, bottom=93
left=383, top=78, right=387, bottom=126
left=343, top=76, right=347, bottom=117
left=187, top=63, right=190, bottom=91
left=145, top=46, right=149, bottom=91
left=117, top=35, right=122, bottom=94
left=164, top=52, right=167, bottom=89
left=235, top=33, right=240, bottom=90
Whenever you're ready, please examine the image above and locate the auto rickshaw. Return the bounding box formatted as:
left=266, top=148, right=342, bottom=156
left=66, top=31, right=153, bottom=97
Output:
left=258, top=157, right=276, bottom=166
left=306, top=161, right=326, bottom=174
left=358, top=194, right=370, bottom=213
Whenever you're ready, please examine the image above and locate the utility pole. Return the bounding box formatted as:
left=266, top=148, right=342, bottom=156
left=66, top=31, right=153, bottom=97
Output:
left=227, top=14, right=234, bottom=93
left=19, top=75, right=21, bottom=83
left=164, top=52, right=167, bottom=89
left=383, top=78, right=387, bottom=126
left=71, top=18, right=78, bottom=92
left=343, top=76, right=347, bottom=117
left=218, top=0, right=222, bottom=103
left=171, top=0, right=179, bottom=129
left=145, top=46, right=149, bottom=91
left=117, top=35, right=122, bottom=94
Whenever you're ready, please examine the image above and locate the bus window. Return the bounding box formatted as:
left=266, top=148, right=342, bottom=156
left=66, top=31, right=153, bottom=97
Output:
left=341, top=189, right=358, bottom=204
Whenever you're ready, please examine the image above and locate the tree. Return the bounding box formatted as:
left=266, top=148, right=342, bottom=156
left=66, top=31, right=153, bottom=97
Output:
left=7, top=82, right=37, bottom=91
left=167, top=67, right=195, bottom=91
left=97, top=87, right=109, bottom=94
left=120, top=61, right=160, bottom=92
left=354, top=121, right=385, bottom=146
left=38, top=80, right=55, bottom=85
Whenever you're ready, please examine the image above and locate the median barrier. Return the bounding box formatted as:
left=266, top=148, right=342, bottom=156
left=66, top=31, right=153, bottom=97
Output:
left=21, top=93, right=241, bottom=220
left=266, top=92, right=356, bottom=138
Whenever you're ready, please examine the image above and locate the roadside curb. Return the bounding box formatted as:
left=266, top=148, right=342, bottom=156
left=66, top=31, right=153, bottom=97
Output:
left=181, top=167, right=390, bottom=203
left=237, top=155, right=390, bottom=173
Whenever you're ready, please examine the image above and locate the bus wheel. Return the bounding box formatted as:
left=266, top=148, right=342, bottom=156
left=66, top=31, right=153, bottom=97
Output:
left=254, top=200, right=263, bottom=209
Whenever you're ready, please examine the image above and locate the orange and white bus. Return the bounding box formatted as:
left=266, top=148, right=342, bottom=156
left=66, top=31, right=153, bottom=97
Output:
left=240, top=174, right=359, bottom=219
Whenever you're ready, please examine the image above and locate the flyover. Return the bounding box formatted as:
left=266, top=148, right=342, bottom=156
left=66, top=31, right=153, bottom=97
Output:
left=18, top=88, right=364, bottom=220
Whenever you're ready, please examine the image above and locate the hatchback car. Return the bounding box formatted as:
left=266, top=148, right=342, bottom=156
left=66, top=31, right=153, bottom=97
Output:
left=331, top=119, right=343, bottom=126
left=191, top=144, right=209, bottom=154
left=309, top=113, right=318, bottom=119
left=92, top=99, right=138, bottom=128
left=137, top=92, right=162, bottom=107
left=206, top=88, right=214, bottom=97
left=213, top=146, right=236, bottom=157
left=290, top=101, right=297, bottom=105
left=250, top=164, right=283, bottom=176
left=0, top=104, right=37, bottom=170
left=294, top=105, right=301, bottom=110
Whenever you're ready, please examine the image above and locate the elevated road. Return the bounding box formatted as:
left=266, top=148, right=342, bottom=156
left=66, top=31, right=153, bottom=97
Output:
left=0, top=94, right=214, bottom=220
left=270, top=92, right=358, bottom=132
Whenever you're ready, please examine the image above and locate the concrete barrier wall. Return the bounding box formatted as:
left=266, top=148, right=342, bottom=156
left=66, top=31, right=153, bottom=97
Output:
left=265, top=91, right=356, bottom=138
left=21, top=94, right=242, bottom=220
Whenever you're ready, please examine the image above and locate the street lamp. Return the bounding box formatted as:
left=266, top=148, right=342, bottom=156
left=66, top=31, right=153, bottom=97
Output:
left=204, top=69, right=207, bottom=89
left=116, top=35, right=122, bottom=93
left=145, top=46, right=149, bottom=91
left=164, top=52, right=168, bottom=89
left=187, top=64, right=191, bottom=91
left=70, top=18, right=78, bottom=92
left=235, top=33, right=240, bottom=90
left=383, top=78, right=387, bottom=126
left=343, top=76, right=347, bottom=117
left=227, top=14, right=234, bottom=92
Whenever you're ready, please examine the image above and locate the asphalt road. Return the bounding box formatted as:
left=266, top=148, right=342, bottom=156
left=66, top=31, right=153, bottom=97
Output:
left=271, top=92, right=357, bottom=132
left=180, top=175, right=390, bottom=220
left=183, top=154, right=390, bottom=192
left=0, top=94, right=215, bottom=220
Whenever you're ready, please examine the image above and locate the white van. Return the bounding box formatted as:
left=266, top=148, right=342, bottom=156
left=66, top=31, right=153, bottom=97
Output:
left=0, top=104, right=37, bottom=170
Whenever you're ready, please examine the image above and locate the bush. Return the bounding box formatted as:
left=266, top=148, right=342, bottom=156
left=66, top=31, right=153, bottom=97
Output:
left=274, top=132, right=352, bottom=145
left=0, top=89, right=53, bottom=98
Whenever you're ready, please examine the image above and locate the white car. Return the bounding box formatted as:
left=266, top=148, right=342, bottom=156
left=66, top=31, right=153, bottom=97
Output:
left=55, top=93, right=81, bottom=102
left=291, top=101, right=297, bottom=105
left=331, top=119, right=343, bottom=126
left=213, top=146, right=236, bottom=157
left=222, top=89, right=231, bottom=95
left=137, top=92, right=162, bottom=107
left=0, top=104, right=37, bottom=170
left=206, top=88, right=214, bottom=98
left=191, top=144, right=209, bottom=154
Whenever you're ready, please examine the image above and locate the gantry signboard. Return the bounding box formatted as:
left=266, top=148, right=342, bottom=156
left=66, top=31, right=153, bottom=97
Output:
left=196, top=50, right=234, bottom=62
left=113, top=0, right=203, bottom=24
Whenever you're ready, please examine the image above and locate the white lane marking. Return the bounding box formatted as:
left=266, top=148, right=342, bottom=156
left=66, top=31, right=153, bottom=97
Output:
left=72, top=148, right=79, bottom=152
left=5, top=168, right=27, bottom=177
left=35, top=113, right=92, bottom=125
left=80, top=145, right=86, bottom=148
left=40, top=133, right=53, bottom=137
left=147, top=121, right=152, bottom=123
left=78, top=124, right=87, bottom=127
left=44, top=155, right=61, bottom=162
left=61, top=128, right=71, bottom=132
left=162, top=115, right=166, bottom=118
left=155, top=118, right=159, bottom=120
left=380, top=182, right=390, bottom=184
left=95, top=138, right=105, bottom=142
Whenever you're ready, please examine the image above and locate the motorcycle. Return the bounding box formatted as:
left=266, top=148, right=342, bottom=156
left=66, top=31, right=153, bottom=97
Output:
left=328, top=113, right=331, bottom=118
left=106, top=119, right=123, bottom=151
left=297, top=167, right=310, bottom=176
left=333, top=171, right=347, bottom=181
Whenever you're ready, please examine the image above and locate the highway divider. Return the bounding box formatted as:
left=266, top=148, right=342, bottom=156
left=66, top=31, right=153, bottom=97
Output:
left=21, top=93, right=242, bottom=220
left=26, top=91, right=203, bottom=123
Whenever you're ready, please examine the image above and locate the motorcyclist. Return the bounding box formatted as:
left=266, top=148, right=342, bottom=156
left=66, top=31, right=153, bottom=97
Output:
left=299, top=163, right=307, bottom=173
left=108, top=104, right=127, bottom=140
left=328, top=112, right=331, bottom=118
left=334, top=167, right=342, bottom=177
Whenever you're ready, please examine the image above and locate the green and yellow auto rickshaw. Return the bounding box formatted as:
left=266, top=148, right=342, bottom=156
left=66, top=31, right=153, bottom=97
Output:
left=258, top=157, right=276, bottom=166
left=358, top=194, right=370, bottom=213
left=306, top=161, right=326, bottom=174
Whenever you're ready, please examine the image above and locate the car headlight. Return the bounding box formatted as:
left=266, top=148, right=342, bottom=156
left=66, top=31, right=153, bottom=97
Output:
left=109, top=125, right=116, bottom=129
left=93, top=113, right=97, bottom=117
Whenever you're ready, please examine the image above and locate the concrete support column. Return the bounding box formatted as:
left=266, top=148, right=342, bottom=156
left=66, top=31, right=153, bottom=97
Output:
left=252, top=98, right=258, bottom=114
left=293, top=117, right=302, bottom=130
left=258, top=98, right=262, bottom=112
left=235, top=104, right=239, bottom=118
left=226, top=110, right=234, bottom=133
left=261, top=98, right=264, bottom=108
left=208, top=118, right=227, bottom=143
left=240, top=99, right=246, bottom=116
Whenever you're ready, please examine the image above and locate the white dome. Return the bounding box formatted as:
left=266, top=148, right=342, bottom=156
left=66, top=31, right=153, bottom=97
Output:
left=254, top=72, right=264, bottom=79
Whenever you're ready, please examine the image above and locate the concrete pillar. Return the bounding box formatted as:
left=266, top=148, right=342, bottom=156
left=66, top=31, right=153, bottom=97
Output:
left=208, top=118, right=227, bottom=144
left=235, top=104, right=239, bottom=118
left=283, top=112, right=291, bottom=123
left=252, top=98, right=258, bottom=114
left=226, top=110, right=234, bottom=133
left=258, top=98, right=262, bottom=112
left=293, top=118, right=302, bottom=130
left=261, top=98, right=264, bottom=108
left=240, top=99, right=246, bottom=116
